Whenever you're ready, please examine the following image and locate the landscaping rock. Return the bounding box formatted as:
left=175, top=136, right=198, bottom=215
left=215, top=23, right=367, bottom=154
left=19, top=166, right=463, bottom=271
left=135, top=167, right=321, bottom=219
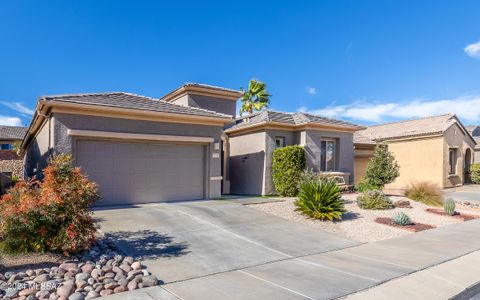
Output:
left=57, top=282, right=75, bottom=298
left=34, top=273, right=50, bottom=283
left=127, top=280, right=138, bottom=291
left=85, top=290, right=99, bottom=299
left=99, top=289, right=113, bottom=297
left=19, top=288, right=37, bottom=296
left=394, top=199, right=412, bottom=208
left=68, top=292, right=86, bottom=300
left=142, top=275, right=158, bottom=287
left=131, top=261, right=142, bottom=270
left=75, top=273, right=89, bottom=282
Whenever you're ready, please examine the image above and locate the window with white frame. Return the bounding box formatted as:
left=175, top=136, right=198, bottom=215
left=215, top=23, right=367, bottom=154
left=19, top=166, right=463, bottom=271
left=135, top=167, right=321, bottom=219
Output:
left=320, top=139, right=336, bottom=171
left=275, top=136, right=286, bottom=148
left=1, top=144, right=12, bottom=150
left=449, top=148, right=457, bottom=174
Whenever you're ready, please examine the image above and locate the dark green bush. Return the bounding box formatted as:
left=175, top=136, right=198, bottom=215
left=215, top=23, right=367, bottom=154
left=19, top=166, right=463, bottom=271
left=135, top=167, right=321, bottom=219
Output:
left=295, top=179, right=344, bottom=221
left=272, top=145, right=306, bottom=196
left=471, top=163, right=480, bottom=184
left=357, top=190, right=394, bottom=210
left=355, top=180, right=379, bottom=192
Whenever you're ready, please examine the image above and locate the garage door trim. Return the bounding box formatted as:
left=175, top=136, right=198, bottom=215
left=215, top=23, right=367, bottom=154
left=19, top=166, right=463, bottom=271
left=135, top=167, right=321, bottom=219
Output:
left=68, top=129, right=214, bottom=144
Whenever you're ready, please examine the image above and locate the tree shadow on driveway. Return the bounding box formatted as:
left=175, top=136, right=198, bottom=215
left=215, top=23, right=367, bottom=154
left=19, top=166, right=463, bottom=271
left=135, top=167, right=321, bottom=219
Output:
left=104, top=230, right=190, bottom=260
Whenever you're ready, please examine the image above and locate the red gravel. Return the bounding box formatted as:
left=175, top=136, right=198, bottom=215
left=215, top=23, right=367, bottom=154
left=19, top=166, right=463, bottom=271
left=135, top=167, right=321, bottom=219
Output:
left=425, top=208, right=479, bottom=221
left=374, top=217, right=436, bottom=232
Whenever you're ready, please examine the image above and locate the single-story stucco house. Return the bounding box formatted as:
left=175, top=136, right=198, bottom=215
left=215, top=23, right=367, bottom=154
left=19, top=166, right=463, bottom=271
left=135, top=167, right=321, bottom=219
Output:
left=354, top=114, right=476, bottom=193
left=224, top=110, right=363, bottom=195
left=20, top=83, right=362, bottom=205
left=0, top=125, right=27, bottom=194
left=21, top=85, right=241, bottom=206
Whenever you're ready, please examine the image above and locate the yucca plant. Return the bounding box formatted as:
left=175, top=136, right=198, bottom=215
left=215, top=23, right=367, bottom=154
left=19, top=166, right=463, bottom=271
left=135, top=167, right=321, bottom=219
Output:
left=295, top=179, right=344, bottom=221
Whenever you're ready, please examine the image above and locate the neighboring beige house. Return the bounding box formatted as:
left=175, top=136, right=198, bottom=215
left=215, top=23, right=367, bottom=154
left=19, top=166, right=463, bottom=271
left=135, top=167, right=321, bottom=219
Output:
left=354, top=114, right=476, bottom=193
left=0, top=125, right=27, bottom=194
left=466, top=125, right=480, bottom=163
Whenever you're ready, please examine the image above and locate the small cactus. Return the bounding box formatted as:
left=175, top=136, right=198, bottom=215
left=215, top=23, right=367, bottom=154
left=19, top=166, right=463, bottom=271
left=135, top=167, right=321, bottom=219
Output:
left=392, top=212, right=412, bottom=226
left=444, top=198, right=456, bottom=216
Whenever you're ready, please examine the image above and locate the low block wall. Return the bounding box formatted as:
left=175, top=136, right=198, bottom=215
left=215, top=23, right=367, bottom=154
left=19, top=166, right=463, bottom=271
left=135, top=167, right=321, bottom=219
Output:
left=0, top=159, right=24, bottom=178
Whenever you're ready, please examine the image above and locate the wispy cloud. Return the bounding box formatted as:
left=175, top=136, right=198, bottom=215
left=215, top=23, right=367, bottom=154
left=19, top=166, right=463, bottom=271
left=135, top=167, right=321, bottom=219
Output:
left=1, top=101, right=34, bottom=116
left=465, top=40, right=480, bottom=58
left=299, top=96, right=480, bottom=124
left=0, top=116, right=23, bottom=126
left=307, top=87, right=317, bottom=95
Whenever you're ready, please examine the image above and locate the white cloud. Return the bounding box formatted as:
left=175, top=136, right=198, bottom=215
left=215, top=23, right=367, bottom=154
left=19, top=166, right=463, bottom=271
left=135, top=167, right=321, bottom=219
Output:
left=0, top=116, right=23, bottom=126
left=307, top=87, right=317, bottom=95
left=1, top=101, right=34, bottom=116
left=300, top=96, right=480, bottom=124
left=465, top=40, right=480, bottom=58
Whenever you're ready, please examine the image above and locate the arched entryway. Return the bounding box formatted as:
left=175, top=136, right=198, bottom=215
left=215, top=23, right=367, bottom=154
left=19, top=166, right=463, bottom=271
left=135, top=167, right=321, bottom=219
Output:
left=465, top=148, right=472, bottom=183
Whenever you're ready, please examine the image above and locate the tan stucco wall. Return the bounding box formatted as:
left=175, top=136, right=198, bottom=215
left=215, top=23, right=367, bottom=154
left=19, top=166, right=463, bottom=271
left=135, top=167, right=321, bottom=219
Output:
left=385, top=136, right=444, bottom=189
left=442, top=123, right=476, bottom=188
left=354, top=156, right=370, bottom=184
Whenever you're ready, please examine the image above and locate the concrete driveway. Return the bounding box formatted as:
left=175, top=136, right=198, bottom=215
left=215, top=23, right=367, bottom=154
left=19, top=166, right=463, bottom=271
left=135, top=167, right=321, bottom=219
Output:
left=95, top=199, right=480, bottom=300
left=444, top=184, right=480, bottom=203
left=94, top=198, right=358, bottom=284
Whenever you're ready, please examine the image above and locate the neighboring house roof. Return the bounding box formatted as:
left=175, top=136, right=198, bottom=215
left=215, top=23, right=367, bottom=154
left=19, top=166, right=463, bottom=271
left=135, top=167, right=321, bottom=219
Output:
left=0, top=150, right=20, bottom=160
left=41, top=92, right=232, bottom=119
left=161, top=83, right=243, bottom=102
left=354, top=114, right=474, bottom=145
left=0, top=126, right=27, bottom=140
left=466, top=125, right=480, bottom=137
left=225, top=110, right=363, bottom=133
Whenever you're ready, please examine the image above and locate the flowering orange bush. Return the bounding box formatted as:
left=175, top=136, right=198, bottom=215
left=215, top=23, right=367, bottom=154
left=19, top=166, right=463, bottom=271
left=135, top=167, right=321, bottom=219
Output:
left=0, top=154, right=99, bottom=254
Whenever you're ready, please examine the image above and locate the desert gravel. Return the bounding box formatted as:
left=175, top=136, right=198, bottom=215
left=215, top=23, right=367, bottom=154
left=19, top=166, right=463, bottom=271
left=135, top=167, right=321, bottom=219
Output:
left=248, top=193, right=480, bottom=243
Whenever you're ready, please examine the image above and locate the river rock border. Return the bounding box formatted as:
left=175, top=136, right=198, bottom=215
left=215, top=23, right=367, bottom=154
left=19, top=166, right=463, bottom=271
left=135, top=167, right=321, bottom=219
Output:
left=0, top=239, right=158, bottom=299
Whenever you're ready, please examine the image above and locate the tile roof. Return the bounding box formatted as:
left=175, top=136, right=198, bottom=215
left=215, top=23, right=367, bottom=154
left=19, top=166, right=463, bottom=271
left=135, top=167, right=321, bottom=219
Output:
left=182, top=83, right=243, bottom=94
left=354, top=114, right=461, bottom=144
left=225, top=110, right=362, bottom=132
left=0, top=126, right=27, bottom=140
left=466, top=125, right=480, bottom=137
left=41, top=92, right=232, bottom=119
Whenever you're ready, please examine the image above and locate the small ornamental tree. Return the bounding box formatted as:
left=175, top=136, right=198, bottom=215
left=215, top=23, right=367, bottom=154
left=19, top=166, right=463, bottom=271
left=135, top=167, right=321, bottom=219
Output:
left=272, top=145, right=306, bottom=196
left=363, top=143, right=400, bottom=189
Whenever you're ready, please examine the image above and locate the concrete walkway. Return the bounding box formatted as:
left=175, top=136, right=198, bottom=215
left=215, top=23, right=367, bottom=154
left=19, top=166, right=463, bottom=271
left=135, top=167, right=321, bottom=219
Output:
left=97, top=201, right=480, bottom=300
left=444, top=185, right=480, bottom=203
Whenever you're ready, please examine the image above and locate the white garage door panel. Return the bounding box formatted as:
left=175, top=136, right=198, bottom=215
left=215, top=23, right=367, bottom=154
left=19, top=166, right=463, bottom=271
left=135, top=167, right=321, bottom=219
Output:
left=76, top=140, right=206, bottom=205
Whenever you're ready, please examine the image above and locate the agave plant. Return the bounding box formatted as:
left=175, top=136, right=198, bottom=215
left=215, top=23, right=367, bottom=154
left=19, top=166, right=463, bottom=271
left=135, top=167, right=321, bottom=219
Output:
left=295, top=179, right=344, bottom=221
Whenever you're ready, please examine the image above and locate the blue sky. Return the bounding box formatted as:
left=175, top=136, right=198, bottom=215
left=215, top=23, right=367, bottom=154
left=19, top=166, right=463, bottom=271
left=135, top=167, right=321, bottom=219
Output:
left=1, top=0, right=480, bottom=127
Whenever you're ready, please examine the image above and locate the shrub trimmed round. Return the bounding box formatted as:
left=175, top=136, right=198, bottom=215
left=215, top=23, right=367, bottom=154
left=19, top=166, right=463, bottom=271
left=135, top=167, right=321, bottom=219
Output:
left=471, top=163, right=480, bottom=184
left=272, top=145, right=306, bottom=197
left=357, top=189, right=394, bottom=210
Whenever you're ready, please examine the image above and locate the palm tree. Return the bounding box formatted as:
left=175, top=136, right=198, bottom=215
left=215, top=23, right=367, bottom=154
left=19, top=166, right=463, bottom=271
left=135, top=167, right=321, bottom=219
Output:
left=239, top=79, right=271, bottom=116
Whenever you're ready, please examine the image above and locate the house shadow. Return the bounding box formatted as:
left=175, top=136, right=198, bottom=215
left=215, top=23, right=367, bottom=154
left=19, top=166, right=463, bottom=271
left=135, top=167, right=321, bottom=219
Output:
left=104, top=230, right=190, bottom=260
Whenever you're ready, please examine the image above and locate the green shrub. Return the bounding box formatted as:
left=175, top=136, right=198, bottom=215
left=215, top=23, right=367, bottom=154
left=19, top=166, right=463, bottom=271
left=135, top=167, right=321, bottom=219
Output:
left=272, top=145, right=306, bottom=196
left=405, top=181, right=443, bottom=207
left=295, top=179, right=344, bottom=221
left=444, top=198, right=456, bottom=216
left=363, top=143, right=400, bottom=188
left=392, top=212, right=412, bottom=226
left=355, top=180, right=379, bottom=192
left=357, top=190, right=394, bottom=210
left=0, top=154, right=99, bottom=254
left=471, top=163, right=480, bottom=184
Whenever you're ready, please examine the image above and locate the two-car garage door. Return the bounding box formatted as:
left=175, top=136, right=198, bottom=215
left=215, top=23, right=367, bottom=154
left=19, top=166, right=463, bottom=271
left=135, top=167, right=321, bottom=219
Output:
left=76, top=139, right=206, bottom=206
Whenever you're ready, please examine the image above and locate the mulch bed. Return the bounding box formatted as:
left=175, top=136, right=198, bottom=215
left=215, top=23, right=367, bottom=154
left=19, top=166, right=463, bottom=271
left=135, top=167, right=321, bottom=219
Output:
left=425, top=208, right=479, bottom=221
left=374, top=217, right=436, bottom=232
